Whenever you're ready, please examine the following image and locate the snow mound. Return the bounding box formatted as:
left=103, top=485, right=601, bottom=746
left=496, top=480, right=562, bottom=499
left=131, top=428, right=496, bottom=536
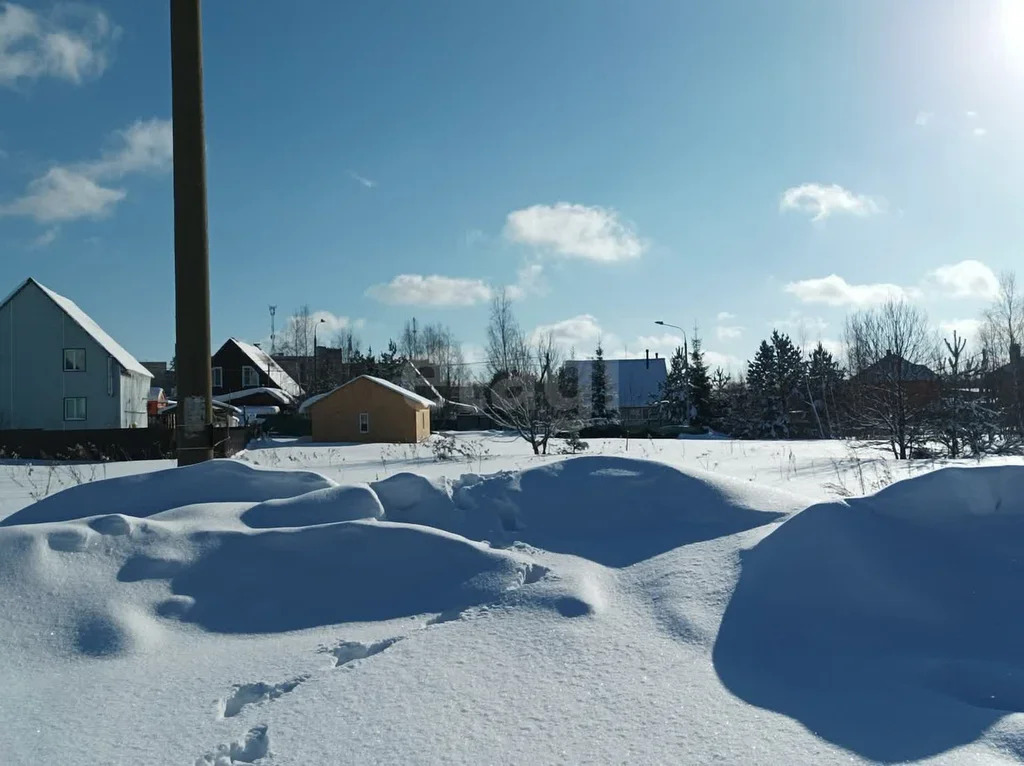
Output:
left=374, top=457, right=790, bottom=566
left=0, top=459, right=336, bottom=527
left=166, top=520, right=537, bottom=633
left=714, top=465, right=1024, bottom=763
left=241, top=484, right=383, bottom=528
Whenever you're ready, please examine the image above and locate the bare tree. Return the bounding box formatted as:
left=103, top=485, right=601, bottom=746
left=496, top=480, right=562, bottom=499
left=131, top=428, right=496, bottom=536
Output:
left=979, top=271, right=1024, bottom=434
left=280, top=305, right=315, bottom=358
left=485, top=289, right=530, bottom=380
left=486, top=329, right=574, bottom=455
left=844, top=300, right=938, bottom=459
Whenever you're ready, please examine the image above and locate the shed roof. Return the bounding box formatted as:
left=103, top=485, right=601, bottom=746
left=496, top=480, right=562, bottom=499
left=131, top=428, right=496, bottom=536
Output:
left=310, top=375, right=435, bottom=412
left=0, top=278, right=153, bottom=378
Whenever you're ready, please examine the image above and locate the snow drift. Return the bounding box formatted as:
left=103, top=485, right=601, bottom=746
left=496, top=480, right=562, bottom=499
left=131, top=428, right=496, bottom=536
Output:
left=0, top=460, right=335, bottom=526
left=714, top=465, right=1024, bottom=762
left=374, top=456, right=793, bottom=566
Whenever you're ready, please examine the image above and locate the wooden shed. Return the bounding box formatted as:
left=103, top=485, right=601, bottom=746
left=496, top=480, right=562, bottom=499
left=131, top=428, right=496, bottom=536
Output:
left=308, top=375, right=434, bottom=443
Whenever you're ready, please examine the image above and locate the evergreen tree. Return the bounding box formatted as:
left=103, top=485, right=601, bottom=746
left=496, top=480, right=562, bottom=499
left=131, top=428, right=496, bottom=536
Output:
left=557, top=362, right=580, bottom=416
left=660, top=345, right=689, bottom=422
left=687, top=334, right=713, bottom=426
left=376, top=340, right=404, bottom=382
left=710, top=367, right=732, bottom=427
left=804, top=342, right=843, bottom=437
left=590, top=343, right=610, bottom=419
left=746, top=331, right=805, bottom=437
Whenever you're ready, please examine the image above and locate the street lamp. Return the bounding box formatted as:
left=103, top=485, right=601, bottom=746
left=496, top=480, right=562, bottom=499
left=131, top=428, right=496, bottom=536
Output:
left=654, top=320, right=688, bottom=357
left=313, top=318, right=326, bottom=391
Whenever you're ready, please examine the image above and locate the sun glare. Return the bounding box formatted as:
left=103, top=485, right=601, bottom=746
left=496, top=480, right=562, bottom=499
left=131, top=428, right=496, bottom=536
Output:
left=999, top=0, right=1024, bottom=72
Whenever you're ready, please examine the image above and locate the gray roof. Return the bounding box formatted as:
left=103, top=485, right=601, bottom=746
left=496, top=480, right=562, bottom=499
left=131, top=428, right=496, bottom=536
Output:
left=228, top=338, right=303, bottom=398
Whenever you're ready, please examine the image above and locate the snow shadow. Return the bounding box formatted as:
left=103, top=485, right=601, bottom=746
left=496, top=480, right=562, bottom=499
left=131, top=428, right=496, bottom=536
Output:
left=459, top=456, right=787, bottom=567
left=163, top=520, right=535, bottom=633
left=0, top=460, right=334, bottom=526
left=713, top=466, right=1024, bottom=762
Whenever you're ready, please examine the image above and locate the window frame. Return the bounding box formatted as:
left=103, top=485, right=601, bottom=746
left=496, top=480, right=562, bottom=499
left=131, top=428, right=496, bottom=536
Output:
left=241, top=365, right=259, bottom=388
left=107, top=357, right=117, bottom=396
left=63, top=396, right=87, bottom=421
left=212, top=366, right=223, bottom=389
left=359, top=412, right=370, bottom=434
left=63, top=348, right=86, bottom=372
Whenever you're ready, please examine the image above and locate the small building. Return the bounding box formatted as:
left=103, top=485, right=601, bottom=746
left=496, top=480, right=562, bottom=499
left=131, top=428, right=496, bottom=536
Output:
left=212, top=338, right=302, bottom=407
left=0, top=277, right=152, bottom=430
left=147, top=387, right=168, bottom=417
left=308, top=375, right=433, bottom=443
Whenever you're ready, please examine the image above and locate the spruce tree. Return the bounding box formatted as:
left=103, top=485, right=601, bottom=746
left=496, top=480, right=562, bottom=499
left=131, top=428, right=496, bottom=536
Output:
left=590, top=343, right=610, bottom=419
left=770, top=331, right=806, bottom=437
left=688, top=334, right=713, bottom=426
left=746, top=339, right=779, bottom=437
left=660, top=345, right=689, bottom=422
left=805, top=342, right=843, bottom=437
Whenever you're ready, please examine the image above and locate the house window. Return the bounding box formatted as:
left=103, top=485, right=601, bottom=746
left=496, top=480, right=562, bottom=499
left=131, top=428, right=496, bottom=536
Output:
left=63, top=348, right=86, bottom=372
left=64, top=397, right=87, bottom=421
left=212, top=366, right=223, bottom=388
left=359, top=412, right=369, bottom=434
left=107, top=357, right=117, bottom=396
left=242, top=365, right=259, bottom=388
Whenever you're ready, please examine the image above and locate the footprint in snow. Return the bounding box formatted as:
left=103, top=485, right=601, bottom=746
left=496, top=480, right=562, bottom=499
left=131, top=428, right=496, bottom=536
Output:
left=221, top=676, right=309, bottom=718
left=195, top=724, right=269, bottom=765
left=321, top=637, right=401, bottom=668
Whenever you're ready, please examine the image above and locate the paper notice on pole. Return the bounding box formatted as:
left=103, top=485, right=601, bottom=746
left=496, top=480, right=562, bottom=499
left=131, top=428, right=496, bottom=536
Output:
left=184, top=396, right=206, bottom=432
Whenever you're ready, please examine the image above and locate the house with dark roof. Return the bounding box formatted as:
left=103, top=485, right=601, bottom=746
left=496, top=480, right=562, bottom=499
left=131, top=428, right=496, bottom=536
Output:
left=0, top=278, right=153, bottom=430
left=567, top=354, right=668, bottom=423
left=211, top=338, right=303, bottom=408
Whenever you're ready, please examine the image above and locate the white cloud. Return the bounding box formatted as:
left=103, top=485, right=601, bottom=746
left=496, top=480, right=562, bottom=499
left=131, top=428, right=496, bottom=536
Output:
left=966, top=110, right=978, bottom=119
left=634, top=333, right=684, bottom=357
left=0, top=166, right=124, bottom=222
left=928, top=259, right=999, bottom=300
left=939, top=318, right=982, bottom=343
left=0, top=2, right=119, bottom=88
left=716, top=325, right=744, bottom=341
left=506, top=263, right=545, bottom=300
left=915, top=111, right=933, bottom=127
left=309, top=311, right=363, bottom=340
left=30, top=226, right=58, bottom=248
left=81, top=119, right=172, bottom=179
left=504, top=202, right=646, bottom=262
left=973, top=127, right=988, bottom=137
left=0, top=118, right=169, bottom=222
left=366, top=274, right=493, bottom=307
left=779, top=183, right=882, bottom=222
left=716, top=311, right=736, bottom=321
left=784, top=274, right=912, bottom=306
left=531, top=314, right=605, bottom=351
left=773, top=311, right=829, bottom=336
left=347, top=169, right=376, bottom=188
left=704, top=351, right=743, bottom=373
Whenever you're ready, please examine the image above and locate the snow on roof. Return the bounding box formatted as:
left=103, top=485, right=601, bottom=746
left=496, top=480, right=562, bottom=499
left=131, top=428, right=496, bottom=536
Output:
left=311, top=375, right=436, bottom=411
left=0, top=278, right=153, bottom=378
left=215, top=387, right=294, bottom=405
left=298, top=391, right=329, bottom=414
left=229, top=338, right=302, bottom=398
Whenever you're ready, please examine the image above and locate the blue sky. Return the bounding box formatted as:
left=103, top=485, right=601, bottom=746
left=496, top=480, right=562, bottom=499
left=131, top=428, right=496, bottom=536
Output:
left=2, top=0, right=1023, bottom=373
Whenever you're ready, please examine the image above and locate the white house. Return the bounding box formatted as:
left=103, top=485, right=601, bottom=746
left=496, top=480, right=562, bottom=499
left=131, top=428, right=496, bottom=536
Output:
left=0, top=278, right=153, bottom=430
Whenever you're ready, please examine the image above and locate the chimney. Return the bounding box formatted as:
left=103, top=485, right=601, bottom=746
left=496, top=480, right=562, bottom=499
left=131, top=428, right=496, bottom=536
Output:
left=645, top=349, right=650, bottom=369
left=655, top=352, right=659, bottom=359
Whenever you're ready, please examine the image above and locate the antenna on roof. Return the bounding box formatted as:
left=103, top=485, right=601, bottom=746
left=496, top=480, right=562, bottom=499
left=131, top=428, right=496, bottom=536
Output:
left=269, top=305, right=277, bottom=355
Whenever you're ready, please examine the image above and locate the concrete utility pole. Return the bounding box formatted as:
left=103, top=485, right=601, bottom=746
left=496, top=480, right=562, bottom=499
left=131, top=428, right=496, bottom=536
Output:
left=170, top=0, right=213, bottom=465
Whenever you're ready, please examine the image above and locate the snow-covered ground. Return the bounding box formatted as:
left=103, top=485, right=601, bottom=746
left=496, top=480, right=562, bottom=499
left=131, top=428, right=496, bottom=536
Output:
left=2, top=433, right=1024, bottom=764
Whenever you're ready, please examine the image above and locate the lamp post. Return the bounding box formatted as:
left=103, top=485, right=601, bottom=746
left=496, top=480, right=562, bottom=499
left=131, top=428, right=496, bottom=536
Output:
left=312, top=318, right=326, bottom=392
left=654, top=320, right=688, bottom=359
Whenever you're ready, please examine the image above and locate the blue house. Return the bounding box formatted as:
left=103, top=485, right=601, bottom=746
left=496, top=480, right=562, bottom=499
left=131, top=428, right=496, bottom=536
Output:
left=0, top=278, right=153, bottom=431
left=567, top=355, right=668, bottom=423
